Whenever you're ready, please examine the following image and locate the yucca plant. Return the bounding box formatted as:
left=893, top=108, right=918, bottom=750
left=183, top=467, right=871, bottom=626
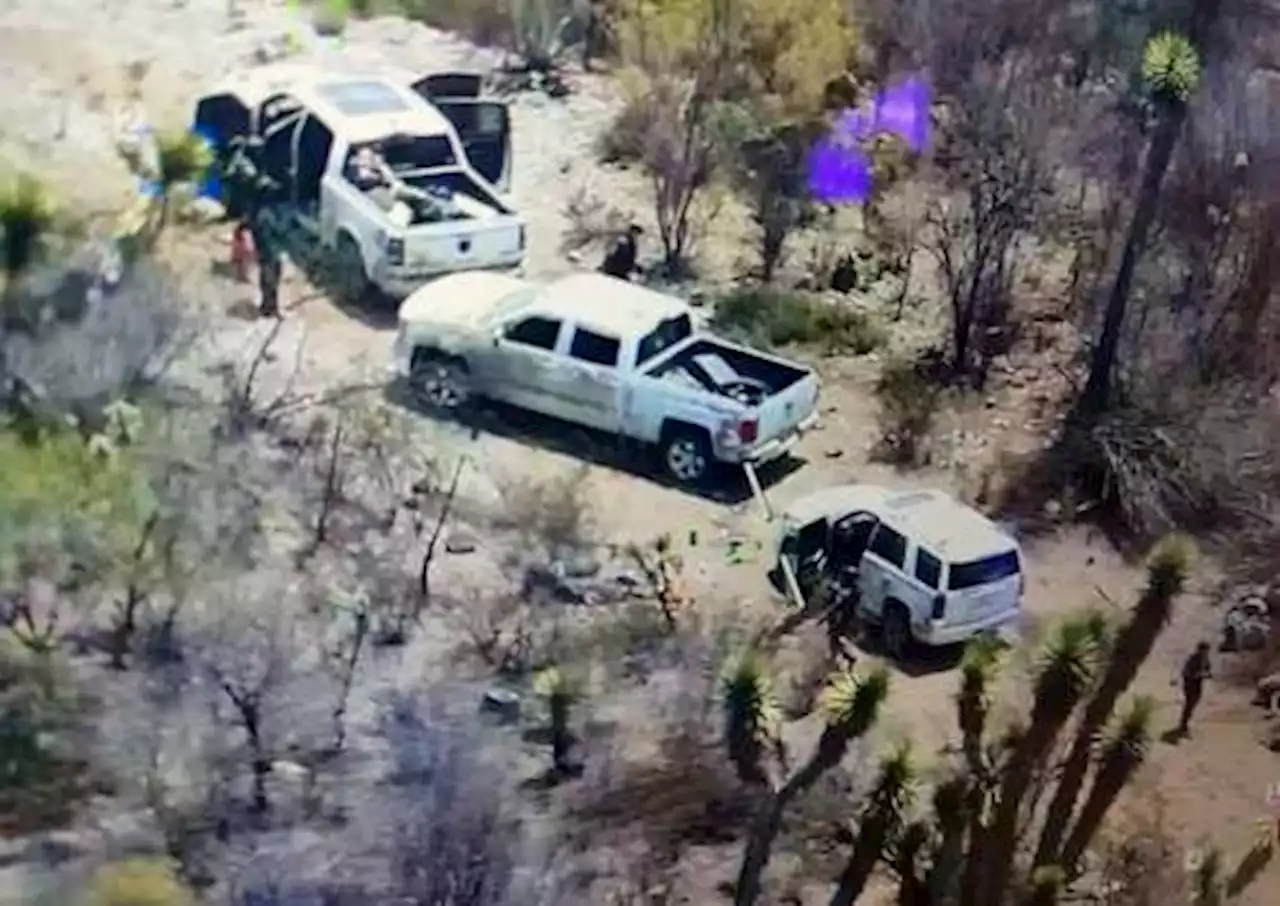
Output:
left=893, top=819, right=931, bottom=906
left=830, top=742, right=917, bottom=906
left=732, top=665, right=890, bottom=906
left=1142, top=31, right=1201, bottom=103
left=1079, top=22, right=1212, bottom=412
left=149, top=130, right=213, bottom=235
left=533, top=665, right=576, bottom=775
left=925, top=773, right=972, bottom=905
left=957, top=633, right=1003, bottom=777
left=1059, top=696, right=1156, bottom=871
left=977, top=614, right=1106, bottom=904
left=0, top=173, right=57, bottom=312
left=721, top=648, right=780, bottom=789
left=1026, top=866, right=1065, bottom=906
left=1034, top=535, right=1192, bottom=869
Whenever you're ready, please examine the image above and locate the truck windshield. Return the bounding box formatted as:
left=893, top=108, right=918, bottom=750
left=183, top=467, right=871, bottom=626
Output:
left=947, top=550, right=1021, bottom=591
left=636, top=314, right=692, bottom=368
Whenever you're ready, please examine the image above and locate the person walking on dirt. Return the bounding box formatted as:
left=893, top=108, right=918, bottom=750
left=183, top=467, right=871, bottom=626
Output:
left=1176, top=641, right=1213, bottom=736
left=601, top=223, right=643, bottom=280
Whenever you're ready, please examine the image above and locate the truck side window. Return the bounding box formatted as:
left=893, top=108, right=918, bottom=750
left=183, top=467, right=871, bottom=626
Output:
left=569, top=329, right=620, bottom=367
left=868, top=525, right=907, bottom=568
left=914, top=548, right=941, bottom=589
left=504, top=317, right=561, bottom=350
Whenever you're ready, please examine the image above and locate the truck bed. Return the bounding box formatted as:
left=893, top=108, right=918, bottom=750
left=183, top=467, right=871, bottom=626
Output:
left=646, top=338, right=809, bottom=398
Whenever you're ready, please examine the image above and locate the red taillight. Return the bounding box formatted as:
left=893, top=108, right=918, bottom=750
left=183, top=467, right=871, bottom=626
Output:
left=739, top=419, right=758, bottom=444
left=931, top=593, right=946, bottom=620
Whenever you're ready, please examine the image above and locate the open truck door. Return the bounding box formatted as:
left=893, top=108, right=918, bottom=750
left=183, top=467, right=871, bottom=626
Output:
left=411, top=72, right=511, bottom=193
left=192, top=91, right=252, bottom=208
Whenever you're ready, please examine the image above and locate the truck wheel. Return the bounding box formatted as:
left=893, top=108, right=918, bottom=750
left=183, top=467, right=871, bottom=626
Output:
left=661, top=427, right=711, bottom=486
left=332, top=234, right=371, bottom=304
left=881, top=601, right=912, bottom=660
left=409, top=352, right=471, bottom=412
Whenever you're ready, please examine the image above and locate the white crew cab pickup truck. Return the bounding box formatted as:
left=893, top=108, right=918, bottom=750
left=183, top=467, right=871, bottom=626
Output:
left=774, top=484, right=1024, bottom=658
left=193, top=65, right=524, bottom=300
left=392, top=272, right=822, bottom=486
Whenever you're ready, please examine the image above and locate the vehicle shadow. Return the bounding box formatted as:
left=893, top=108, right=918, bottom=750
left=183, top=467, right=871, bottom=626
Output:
left=383, top=381, right=806, bottom=506
left=851, top=631, right=966, bottom=678
left=271, top=230, right=401, bottom=330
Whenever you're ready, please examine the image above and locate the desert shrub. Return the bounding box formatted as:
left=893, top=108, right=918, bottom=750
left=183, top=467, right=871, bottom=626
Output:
left=712, top=287, right=885, bottom=354
left=311, top=0, right=350, bottom=36
left=596, top=79, right=655, bottom=164
left=0, top=638, right=95, bottom=834
left=80, top=858, right=193, bottom=906
left=378, top=0, right=516, bottom=48
left=873, top=357, right=941, bottom=465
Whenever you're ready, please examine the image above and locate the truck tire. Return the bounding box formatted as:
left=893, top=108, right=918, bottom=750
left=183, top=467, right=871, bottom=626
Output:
left=660, top=425, right=712, bottom=486
left=332, top=233, right=372, bottom=305
left=408, top=350, right=471, bottom=412
left=881, top=600, right=912, bottom=660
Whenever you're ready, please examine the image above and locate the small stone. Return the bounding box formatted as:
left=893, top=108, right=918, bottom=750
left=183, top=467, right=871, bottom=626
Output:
left=825, top=448, right=844, bottom=459
left=1043, top=499, right=1063, bottom=519
left=445, top=533, right=477, bottom=554
left=480, top=688, right=521, bottom=724
left=985, top=395, right=998, bottom=409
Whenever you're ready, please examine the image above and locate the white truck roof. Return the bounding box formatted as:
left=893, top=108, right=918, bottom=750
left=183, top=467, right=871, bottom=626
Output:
left=878, top=489, right=1017, bottom=562
left=208, top=64, right=454, bottom=143
left=533, top=274, right=690, bottom=338
left=783, top=484, right=1016, bottom=563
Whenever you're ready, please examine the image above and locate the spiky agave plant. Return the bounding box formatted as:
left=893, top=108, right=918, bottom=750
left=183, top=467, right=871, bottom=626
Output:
left=830, top=742, right=917, bottom=906
left=1026, top=866, right=1066, bottom=906
left=0, top=173, right=56, bottom=309
left=978, top=614, right=1106, bottom=904
left=732, top=666, right=890, bottom=906
left=1142, top=31, right=1202, bottom=104
left=533, top=665, right=576, bottom=775
left=1058, top=696, right=1156, bottom=871
left=1034, top=535, right=1192, bottom=868
left=721, top=649, right=781, bottom=788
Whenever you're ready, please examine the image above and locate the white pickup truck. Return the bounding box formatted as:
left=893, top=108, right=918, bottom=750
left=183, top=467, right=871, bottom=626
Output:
left=193, top=65, right=523, bottom=300
left=391, top=272, right=822, bottom=486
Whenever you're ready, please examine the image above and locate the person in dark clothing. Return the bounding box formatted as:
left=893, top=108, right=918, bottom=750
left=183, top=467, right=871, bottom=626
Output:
left=251, top=205, right=283, bottom=318
left=1176, top=641, right=1212, bottom=735
left=601, top=224, right=643, bottom=280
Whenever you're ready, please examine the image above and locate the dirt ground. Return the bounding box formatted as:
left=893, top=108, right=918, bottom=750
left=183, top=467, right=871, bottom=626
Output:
left=2, top=1, right=1278, bottom=902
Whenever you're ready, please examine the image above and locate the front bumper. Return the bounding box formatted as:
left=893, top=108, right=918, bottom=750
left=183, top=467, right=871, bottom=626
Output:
left=722, top=411, right=821, bottom=464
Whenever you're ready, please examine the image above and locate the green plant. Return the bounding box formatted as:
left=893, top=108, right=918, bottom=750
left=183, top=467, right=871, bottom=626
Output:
left=311, top=0, right=350, bottom=36
left=80, top=857, right=192, bottom=906
left=0, top=172, right=56, bottom=310
left=726, top=659, right=890, bottom=906
left=1142, top=32, right=1201, bottom=102
left=1033, top=535, right=1193, bottom=870
left=0, top=638, right=92, bottom=835
left=149, top=130, right=213, bottom=234
left=712, top=287, right=885, bottom=354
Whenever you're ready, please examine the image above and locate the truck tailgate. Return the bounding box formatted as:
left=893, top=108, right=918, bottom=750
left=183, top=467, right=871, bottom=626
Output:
left=405, top=215, right=524, bottom=273
left=755, top=371, right=820, bottom=446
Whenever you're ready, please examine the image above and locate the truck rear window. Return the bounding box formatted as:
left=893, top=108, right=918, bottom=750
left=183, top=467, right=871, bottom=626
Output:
left=636, top=314, right=692, bottom=367
left=948, top=550, right=1020, bottom=591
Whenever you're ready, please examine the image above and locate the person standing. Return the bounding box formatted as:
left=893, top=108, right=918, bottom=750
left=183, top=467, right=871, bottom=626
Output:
left=251, top=203, right=283, bottom=319
left=601, top=223, right=642, bottom=280
left=1176, top=641, right=1213, bottom=736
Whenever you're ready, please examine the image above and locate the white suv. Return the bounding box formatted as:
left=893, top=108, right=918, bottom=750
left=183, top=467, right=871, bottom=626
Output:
left=774, top=485, right=1024, bottom=658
